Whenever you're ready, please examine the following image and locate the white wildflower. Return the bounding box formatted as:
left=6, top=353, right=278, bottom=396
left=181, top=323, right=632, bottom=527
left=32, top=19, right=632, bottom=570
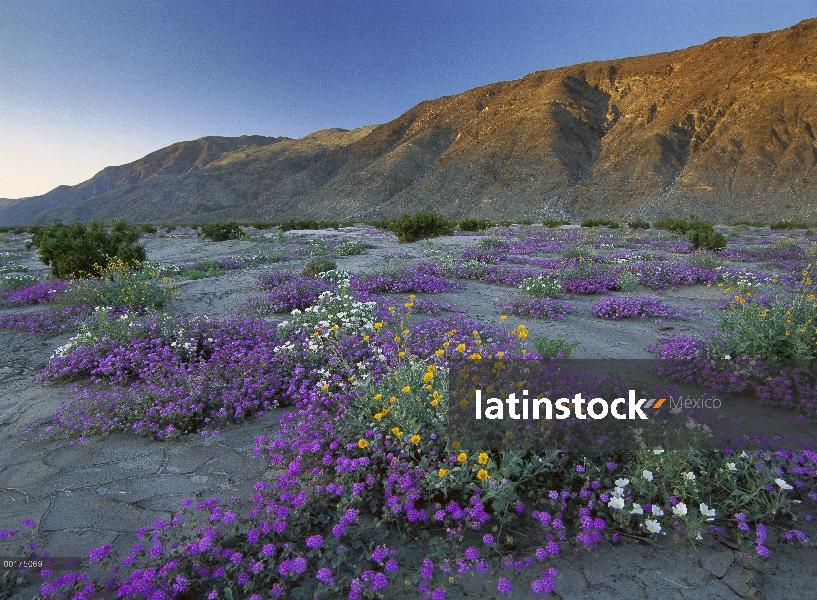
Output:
left=776, top=478, right=793, bottom=491
left=608, top=497, right=625, bottom=510
left=672, top=502, right=688, bottom=517
left=642, top=470, right=653, bottom=482
left=645, top=519, right=661, bottom=534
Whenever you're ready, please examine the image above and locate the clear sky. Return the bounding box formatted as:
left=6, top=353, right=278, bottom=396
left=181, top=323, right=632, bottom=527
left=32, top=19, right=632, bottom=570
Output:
left=1, top=0, right=815, bottom=199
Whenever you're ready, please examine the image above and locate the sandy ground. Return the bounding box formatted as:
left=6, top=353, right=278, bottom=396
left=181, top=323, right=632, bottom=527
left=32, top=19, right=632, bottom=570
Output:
left=1, top=229, right=816, bottom=599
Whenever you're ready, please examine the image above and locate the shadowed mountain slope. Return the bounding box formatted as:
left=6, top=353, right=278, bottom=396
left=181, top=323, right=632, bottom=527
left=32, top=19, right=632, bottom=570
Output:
left=2, top=18, right=816, bottom=225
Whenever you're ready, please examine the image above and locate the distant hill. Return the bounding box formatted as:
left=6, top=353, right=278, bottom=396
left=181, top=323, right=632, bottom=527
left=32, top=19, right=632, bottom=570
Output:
left=2, top=18, right=816, bottom=225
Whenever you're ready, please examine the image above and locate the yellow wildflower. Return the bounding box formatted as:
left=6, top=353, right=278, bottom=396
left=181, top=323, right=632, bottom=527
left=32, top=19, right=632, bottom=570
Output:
left=477, top=469, right=489, bottom=480
left=410, top=435, right=420, bottom=444
left=358, top=439, right=368, bottom=449
left=438, top=468, right=449, bottom=477
left=478, top=452, right=489, bottom=465
left=457, top=453, right=467, bottom=463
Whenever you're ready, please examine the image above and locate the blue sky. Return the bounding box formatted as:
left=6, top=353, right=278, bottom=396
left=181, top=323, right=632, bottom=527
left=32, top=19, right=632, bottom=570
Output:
left=1, top=0, right=815, bottom=199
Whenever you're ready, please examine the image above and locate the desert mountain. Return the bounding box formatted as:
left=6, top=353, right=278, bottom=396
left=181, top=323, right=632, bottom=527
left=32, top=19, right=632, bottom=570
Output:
left=2, top=18, right=816, bottom=225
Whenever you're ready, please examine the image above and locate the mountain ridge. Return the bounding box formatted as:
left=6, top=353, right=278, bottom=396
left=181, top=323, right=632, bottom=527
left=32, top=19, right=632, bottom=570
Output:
left=2, top=18, right=816, bottom=225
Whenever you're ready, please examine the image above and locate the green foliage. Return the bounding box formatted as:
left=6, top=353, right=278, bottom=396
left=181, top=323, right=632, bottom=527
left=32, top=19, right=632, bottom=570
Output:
left=497, top=219, right=512, bottom=227
left=388, top=210, right=455, bottom=243
left=458, top=218, right=493, bottom=232
left=518, top=219, right=534, bottom=226
left=686, top=252, right=722, bottom=270
left=334, top=240, right=365, bottom=256
left=770, top=220, right=811, bottom=230
left=278, top=219, right=351, bottom=232
left=627, top=219, right=651, bottom=229
left=581, top=218, right=619, bottom=228
left=301, top=257, right=337, bottom=278
left=520, top=274, right=562, bottom=298
left=533, top=334, right=580, bottom=359
left=715, top=278, right=817, bottom=360
left=60, top=259, right=177, bottom=311
left=561, top=244, right=594, bottom=260
left=543, top=218, right=570, bottom=228
left=687, top=223, right=726, bottom=251
left=138, top=224, right=157, bottom=234
left=33, top=219, right=146, bottom=278
left=200, top=222, right=242, bottom=242
left=617, top=271, right=641, bottom=292
left=652, top=216, right=693, bottom=234
left=0, top=273, right=39, bottom=290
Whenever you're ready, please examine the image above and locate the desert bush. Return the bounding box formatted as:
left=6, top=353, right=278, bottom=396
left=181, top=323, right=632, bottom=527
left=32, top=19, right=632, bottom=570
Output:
left=279, top=219, right=344, bottom=231
left=520, top=274, right=562, bottom=298
left=60, top=259, right=176, bottom=311
left=389, top=210, right=455, bottom=243
left=518, top=219, right=534, bottom=226
left=562, top=244, right=594, bottom=260
left=33, top=219, right=146, bottom=278
left=458, top=218, right=493, bottom=232
left=770, top=220, right=811, bottom=230
left=138, top=224, right=157, bottom=234
left=617, top=271, right=641, bottom=292
left=200, top=222, right=241, bottom=242
left=687, top=223, right=726, bottom=251
left=301, top=257, right=337, bottom=277
left=716, top=278, right=817, bottom=360
left=628, top=219, right=650, bottom=229
left=0, top=273, right=39, bottom=291
left=497, top=219, right=512, bottom=227
left=652, top=216, right=692, bottom=234
left=334, top=240, right=365, bottom=256
left=581, top=218, right=619, bottom=228
left=686, top=252, right=722, bottom=270
left=543, top=218, right=570, bottom=228
left=533, top=334, right=581, bottom=359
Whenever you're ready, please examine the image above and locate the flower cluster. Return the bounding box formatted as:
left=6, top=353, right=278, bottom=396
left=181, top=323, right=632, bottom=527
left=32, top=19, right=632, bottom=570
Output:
left=591, top=296, right=699, bottom=321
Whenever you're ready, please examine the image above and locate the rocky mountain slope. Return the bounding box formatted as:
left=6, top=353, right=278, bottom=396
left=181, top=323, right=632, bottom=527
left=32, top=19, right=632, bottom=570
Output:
left=2, top=18, right=816, bottom=225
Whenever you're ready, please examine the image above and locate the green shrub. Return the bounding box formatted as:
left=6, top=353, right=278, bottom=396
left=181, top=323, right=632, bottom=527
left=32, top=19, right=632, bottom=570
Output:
left=543, top=218, right=570, bottom=228
left=520, top=275, right=562, bottom=298
left=627, top=219, right=650, bottom=229
left=60, top=258, right=176, bottom=311
left=279, top=219, right=345, bottom=232
left=770, top=220, right=811, bottom=230
left=687, top=223, right=726, bottom=251
left=33, top=219, right=146, bottom=279
left=301, top=257, right=337, bottom=278
left=617, top=271, right=641, bottom=292
left=200, top=222, right=242, bottom=242
left=138, top=224, right=157, bottom=234
left=334, top=240, right=365, bottom=256
left=518, top=219, right=534, bottom=226
left=497, top=219, right=512, bottom=227
left=562, top=244, right=594, bottom=260
left=389, top=210, right=454, bottom=243
left=250, top=222, right=275, bottom=230
left=581, top=218, right=619, bottom=228
left=652, top=216, right=692, bottom=234
left=715, top=279, right=817, bottom=360
left=458, top=218, right=493, bottom=232
left=533, top=334, right=581, bottom=359
left=0, top=273, right=39, bottom=290
left=686, top=252, right=722, bottom=270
